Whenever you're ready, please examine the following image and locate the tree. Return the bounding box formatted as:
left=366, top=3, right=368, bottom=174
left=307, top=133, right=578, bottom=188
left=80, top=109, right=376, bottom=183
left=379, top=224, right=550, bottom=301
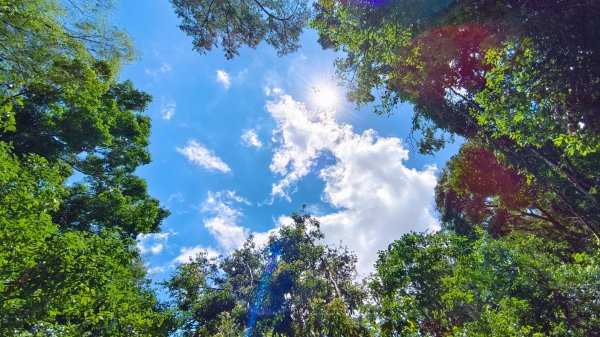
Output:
left=165, top=213, right=372, bottom=336
left=0, top=143, right=67, bottom=318
left=0, top=142, right=176, bottom=335
left=1, top=0, right=133, bottom=126
left=312, top=0, right=600, bottom=145
left=170, top=0, right=311, bottom=59
left=367, top=232, right=469, bottom=337
left=2, top=76, right=169, bottom=237
left=434, top=140, right=593, bottom=248
left=443, top=234, right=600, bottom=336
left=370, top=231, right=600, bottom=336
left=0, top=1, right=175, bottom=334
left=0, top=1, right=169, bottom=237
left=311, top=0, right=600, bottom=240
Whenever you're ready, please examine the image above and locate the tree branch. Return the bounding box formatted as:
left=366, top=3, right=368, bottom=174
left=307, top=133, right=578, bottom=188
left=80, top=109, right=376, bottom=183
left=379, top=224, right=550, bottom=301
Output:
left=251, top=0, right=298, bottom=21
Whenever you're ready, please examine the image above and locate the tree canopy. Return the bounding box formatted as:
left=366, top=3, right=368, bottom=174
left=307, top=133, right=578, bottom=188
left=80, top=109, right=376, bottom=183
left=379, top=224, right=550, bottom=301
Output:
left=1, top=0, right=599, bottom=335
left=165, top=213, right=372, bottom=337
left=0, top=0, right=174, bottom=334
left=311, top=0, right=600, bottom=241
left=167, top=0, right=600, bottom=334
left=369, top=231, right=599, bottom=336
left=170, top=0, right=311, bottom=58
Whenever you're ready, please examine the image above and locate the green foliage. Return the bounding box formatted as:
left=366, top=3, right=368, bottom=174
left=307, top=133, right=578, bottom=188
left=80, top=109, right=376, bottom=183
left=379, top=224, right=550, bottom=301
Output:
left=444, top=235, right=600, bottom=336
left=165, top=213, right=371, bottom=336
left=0, top=142, right=67, bottom=301
left=170, top=0, right=310, bottom=59
left=368, top=232, right=469, bottom=336
left=0, top=0, right=174, bottom=334
left=311, top=0, right=489, bottom=152
left=1, top=0, right=168, bottom=237
left=2, top=1, right=599, bottom=336
left=370, top=232, right=600, bottom=337
left=311, top=0, right=413, bottom=111
left=2, top=231, right=176, bottom=336
left=0, top=0, right=132, bottom=127
left=2, top=76, right=168, bottom=236
left=312, top=0, right=600, bottom=239
left=435, top=140, right=593, bottom=247
left=0, top=142, right=175, bottom=335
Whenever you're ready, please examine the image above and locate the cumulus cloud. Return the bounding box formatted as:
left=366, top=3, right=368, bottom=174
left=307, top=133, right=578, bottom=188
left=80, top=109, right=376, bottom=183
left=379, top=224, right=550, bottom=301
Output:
left=267, top=95, right=438, bottom=275
left=268, top=95, right=346, bottom=199
left=241, top=129, right=263, bottom=148
left=176, top=140, right=231, bottom=173
left=216, top=70, right=231, bottom=89
left=160, top=99, right=176, bottom=120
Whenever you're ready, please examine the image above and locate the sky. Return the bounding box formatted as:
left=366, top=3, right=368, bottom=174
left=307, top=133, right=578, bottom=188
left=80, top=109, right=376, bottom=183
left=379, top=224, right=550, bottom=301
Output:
left=113, top=0, right=461, bottom=279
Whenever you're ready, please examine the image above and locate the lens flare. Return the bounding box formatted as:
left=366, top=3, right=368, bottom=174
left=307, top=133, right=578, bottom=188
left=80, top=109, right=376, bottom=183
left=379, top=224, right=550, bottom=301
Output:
left=244, top=240, right=282, bottom=337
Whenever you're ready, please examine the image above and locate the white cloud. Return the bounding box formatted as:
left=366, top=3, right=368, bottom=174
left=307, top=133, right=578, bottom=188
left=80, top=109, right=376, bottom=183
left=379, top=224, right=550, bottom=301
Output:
left=268, top=95, right=345, bottom=199
left=147, top=266, right=166, bottom=274
left=173, top=246, right=220, bottom=264
left=168, top=192, right=185, bottom=203
left=216, top=70, right=231, bottom=89
left=145, top=62, right=172, bottom=77
left=263, top=86, right=283, bottom=97
left=222, top=190, right=251, bottom=205
left=170, top=191, right=285, bottom=267
left=194, top=190, right=282, bottom=256
left=160, top=99, right=176, bottom=120
left=241, top=129, right=263, bottom=148
left=267, top=95, right=438, bottom=275
left=235, top=68, right=249, bottom=81
left=137, top=231, right=175, bottom=256
left=176, top=140, right=231, bottom=173
left=202, top=191, right=249, bottom=252
left=251, top=215, right=292, bottom=247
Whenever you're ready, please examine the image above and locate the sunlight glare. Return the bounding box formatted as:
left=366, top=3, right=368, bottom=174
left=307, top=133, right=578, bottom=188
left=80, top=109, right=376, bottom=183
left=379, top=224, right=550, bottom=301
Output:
left=311, top=83, right=340, bottom=110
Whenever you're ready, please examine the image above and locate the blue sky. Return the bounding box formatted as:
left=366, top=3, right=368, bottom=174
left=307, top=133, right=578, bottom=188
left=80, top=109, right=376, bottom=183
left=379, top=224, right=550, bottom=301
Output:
left=113, top=0, right=461, bottom=278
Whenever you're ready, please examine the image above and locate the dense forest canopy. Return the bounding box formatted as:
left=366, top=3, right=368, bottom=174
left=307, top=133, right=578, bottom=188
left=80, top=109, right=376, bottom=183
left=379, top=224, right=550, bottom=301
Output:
left=1, top=0, right=598, bottom=336
left=1, top=0, right=174, bottom=335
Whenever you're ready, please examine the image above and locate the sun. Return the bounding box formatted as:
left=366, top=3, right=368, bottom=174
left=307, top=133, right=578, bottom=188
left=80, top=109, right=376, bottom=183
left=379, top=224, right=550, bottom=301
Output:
left=311, top=83, right=340, bottom=110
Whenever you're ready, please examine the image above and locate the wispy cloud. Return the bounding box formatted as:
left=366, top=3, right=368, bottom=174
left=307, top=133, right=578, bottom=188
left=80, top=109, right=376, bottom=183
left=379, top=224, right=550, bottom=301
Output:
left=168, top=192, right=185, bottom=203
left=169, top=193, right=291, bottom=267
left=216, top=70, right=231, bottom=89
left=147, top=266, right=166, bottom=274
left=137, top=230, right=176, bottom=256
left=201, top=190, right=249, bottom=252
left=170, top=191, right=253, bottom=265
left=241, top=129, right=263, bottom=148
left=263, top=86, right=283, bottom=97
left=145, top=62, right=172, bottom=77
left=160, top=99, right=176, bottom=120
left=174, top=191, right=282, bottom=265
left=267, top=95, right=438, bottom=274
left=173, top=246, right=220, bottom=264
left=176, top=140, right=231, bottom=173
